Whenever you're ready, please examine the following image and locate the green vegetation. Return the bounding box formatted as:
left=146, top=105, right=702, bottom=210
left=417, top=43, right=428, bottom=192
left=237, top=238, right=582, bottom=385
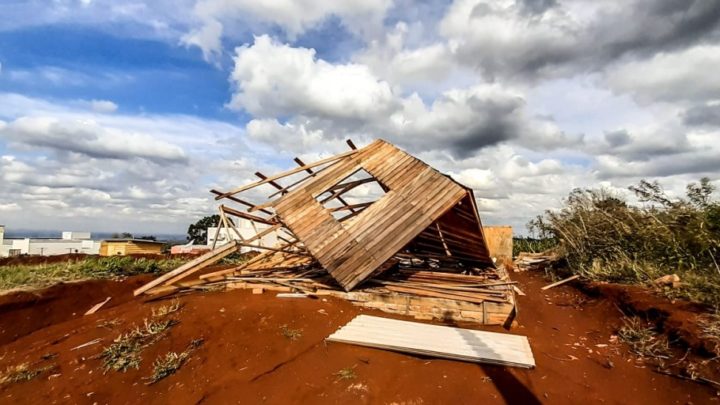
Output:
left=529, top=178, right=720, bottom=308
left=187, top=214, right=220, bottom=244
left=145, top=339, right=203, bottom=385
left=101, top=318, right=178, bottom=373
left=0, top=256, right=187, bottom=291
left=512, top=237, right=557, bottom=257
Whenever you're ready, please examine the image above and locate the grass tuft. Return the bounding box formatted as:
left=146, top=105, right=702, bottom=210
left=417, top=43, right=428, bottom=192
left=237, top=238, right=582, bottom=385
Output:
left=145, top=339, right=204, bottom=385
left=279, top=324, right=303, bottom=340
left=618, top=317, right=671, bottom=359
left=698, top=312, right=720, bottom=352
left=334, top=366, right=357, bottom=381
left=152, top=300, right=182, bottom=318
left=0, top=363, right=55, bottom=384
left=100, top=318, right=178, bottom=372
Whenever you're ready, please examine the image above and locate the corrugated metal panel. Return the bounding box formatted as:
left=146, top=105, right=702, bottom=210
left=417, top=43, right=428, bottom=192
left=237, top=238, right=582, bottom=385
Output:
left=327, top=315, right=535, bottom=368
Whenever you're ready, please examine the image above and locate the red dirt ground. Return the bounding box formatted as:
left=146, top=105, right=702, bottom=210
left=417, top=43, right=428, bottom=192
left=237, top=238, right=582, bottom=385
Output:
left=0, top=270, right=718, bottom=404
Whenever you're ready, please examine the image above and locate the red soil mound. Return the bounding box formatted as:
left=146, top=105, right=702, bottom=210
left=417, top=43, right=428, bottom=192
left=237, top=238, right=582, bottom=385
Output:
left=0, top=270, right=716, bottom=404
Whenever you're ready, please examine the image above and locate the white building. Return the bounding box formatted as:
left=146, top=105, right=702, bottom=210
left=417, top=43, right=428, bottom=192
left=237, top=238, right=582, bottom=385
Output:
left=0, top=226, right=101, bottom=257
left=207, top=218, right=280, bottom=252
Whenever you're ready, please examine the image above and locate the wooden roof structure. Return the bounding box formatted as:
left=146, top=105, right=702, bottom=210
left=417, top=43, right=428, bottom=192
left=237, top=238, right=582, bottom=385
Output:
left=135, top=139, right=495, bottom=295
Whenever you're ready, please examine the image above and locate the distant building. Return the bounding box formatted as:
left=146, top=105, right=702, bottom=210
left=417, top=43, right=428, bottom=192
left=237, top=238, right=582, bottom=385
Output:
left=0, top=226, right=101, bottom=257
left=207, top=219, right=279, bottom=252
left=99, top=239, right=165, bottom=256
left=170, top=241, right=211, bottom=255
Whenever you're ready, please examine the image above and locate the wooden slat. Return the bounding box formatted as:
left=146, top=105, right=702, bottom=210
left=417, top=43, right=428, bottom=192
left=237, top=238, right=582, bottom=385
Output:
left=133, top=241, right=240, bottom=296
left=327, top=315, right=535, bottom=368
left=215, top=149, right=359, bottom=200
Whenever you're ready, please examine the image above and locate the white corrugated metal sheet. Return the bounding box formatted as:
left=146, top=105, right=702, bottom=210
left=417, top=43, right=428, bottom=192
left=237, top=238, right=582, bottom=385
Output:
left=327, top=315, right=535, bottom=368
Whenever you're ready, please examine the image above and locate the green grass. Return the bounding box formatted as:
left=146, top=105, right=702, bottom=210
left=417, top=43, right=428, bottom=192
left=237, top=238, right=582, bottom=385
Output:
left=0, top=256, right=187, bottom=292
left=513, top=237, right=558, bottom=257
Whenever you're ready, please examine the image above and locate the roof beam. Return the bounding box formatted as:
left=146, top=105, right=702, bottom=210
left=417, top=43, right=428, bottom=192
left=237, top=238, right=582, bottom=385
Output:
left=214, top=149, right=358, bottom=200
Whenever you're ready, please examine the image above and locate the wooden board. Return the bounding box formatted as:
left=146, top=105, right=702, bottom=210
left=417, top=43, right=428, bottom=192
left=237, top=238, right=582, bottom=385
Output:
left=483, top=226, right=513, bottom=263
left=327, top=315, right=535, bottom=368
left=274, top=140, right=493, bottom=291
left=134, top=241, right=239, bottom=296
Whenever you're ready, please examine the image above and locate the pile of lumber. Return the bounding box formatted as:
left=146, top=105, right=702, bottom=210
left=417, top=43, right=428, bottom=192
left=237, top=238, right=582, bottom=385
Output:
left=514, top=252, right=558, bottom=272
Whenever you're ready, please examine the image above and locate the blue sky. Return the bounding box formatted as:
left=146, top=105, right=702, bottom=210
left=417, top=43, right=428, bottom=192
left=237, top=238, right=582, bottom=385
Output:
left=0, top=0, right=718, bottom=235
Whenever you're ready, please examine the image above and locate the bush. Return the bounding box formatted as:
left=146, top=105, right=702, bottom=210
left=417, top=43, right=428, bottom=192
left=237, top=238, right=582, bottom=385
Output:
left=530, top=178, right=720, bottom=308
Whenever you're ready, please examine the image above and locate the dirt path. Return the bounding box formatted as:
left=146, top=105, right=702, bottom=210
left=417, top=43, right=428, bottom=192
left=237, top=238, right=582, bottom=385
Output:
left=0, top=270, right=717, bottom=404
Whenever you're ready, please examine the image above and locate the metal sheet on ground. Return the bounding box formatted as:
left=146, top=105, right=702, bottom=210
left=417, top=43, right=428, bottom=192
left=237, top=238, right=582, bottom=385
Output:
left=326, top=315, right=535, bottom=369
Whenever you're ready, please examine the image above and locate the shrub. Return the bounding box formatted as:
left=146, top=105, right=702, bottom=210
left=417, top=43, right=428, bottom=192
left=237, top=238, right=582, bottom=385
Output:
left=530, top=178, right=720, bottom=308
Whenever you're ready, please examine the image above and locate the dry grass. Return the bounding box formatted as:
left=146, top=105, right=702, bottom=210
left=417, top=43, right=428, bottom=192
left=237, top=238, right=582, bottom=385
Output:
left=145, top=339, right=203, bottom=385
left=618, top=317, right=671, bottom=360
left=280, top=324, right=303, bottom=341
left=334, top=366, right=357, bottom=381
left=698, top=312, right=720, bottom=352
left=101, top=318, right=178, bottom=372
left=0, top=363, right=55, bottom=384
left=530, top=178, right=720, bottom=308
left=96, top=318, right=122, bottom=329
left=152, top=300, right=182, bottom=318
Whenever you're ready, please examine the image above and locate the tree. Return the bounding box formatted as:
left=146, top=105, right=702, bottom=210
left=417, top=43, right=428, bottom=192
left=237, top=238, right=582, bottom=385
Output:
left=136, top=235, right=157, bottom=241
left=187, top=214, right=220, bottom=244
left=111, top=232, right=133, bottom=239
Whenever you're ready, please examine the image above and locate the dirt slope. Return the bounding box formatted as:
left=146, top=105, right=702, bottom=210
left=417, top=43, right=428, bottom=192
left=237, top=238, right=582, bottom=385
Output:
left=0, top=270, right=717, bottom=404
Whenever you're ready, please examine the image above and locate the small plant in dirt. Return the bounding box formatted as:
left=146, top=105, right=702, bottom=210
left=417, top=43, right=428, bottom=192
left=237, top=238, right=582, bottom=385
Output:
left=152, top=300, right=182, bottom=318
left=617, top=317, right=671, bottom=360
left=279, top=324, right=303, bottom=340
left=145, top=339, right=204, bottom=385
left=96, top=318, right=122, bottom=329
left=0, top=363, right=55, bottom=384
left=334, top=365, right=357, bottom=381
left=698, top=312, right=720, bottom=352
left=101, top=318, right=178, bottom=372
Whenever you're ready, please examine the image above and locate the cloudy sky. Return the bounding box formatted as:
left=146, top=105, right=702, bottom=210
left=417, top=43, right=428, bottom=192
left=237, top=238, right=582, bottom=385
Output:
left=0, top=0, right=719, bottom=235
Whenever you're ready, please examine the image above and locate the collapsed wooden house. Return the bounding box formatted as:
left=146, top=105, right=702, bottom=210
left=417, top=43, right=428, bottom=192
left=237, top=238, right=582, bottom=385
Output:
left=135, top=139, right=517, bottom=325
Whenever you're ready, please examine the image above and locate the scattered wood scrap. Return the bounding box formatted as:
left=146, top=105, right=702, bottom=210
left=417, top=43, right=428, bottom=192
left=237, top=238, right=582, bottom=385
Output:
left=514, top=252, right=558, bottom=272
left=327, top=315, right=535, bottom=368
left=541, top=275, right=580, bottom=290
left=84, top=297, right=111, bottom=315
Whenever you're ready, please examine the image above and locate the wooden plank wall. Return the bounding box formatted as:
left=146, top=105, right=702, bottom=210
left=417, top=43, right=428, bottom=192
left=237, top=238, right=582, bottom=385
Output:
left=274, top=140, right=492, bottom=291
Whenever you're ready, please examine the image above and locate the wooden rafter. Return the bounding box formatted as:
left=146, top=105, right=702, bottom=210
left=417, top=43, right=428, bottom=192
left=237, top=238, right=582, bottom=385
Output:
left=215, top=149, right=359, bottom=200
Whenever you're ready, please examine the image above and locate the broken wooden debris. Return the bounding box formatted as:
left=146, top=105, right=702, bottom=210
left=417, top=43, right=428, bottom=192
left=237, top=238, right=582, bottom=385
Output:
left=135, top=139, right=516, bottom=325
left=70, top=338, right=103, bottom=351
left=541, top=275, right=580, bottom=290
left=84, top=297, right=111, bottom=315
left=327, top=315, right=535, bottom=368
